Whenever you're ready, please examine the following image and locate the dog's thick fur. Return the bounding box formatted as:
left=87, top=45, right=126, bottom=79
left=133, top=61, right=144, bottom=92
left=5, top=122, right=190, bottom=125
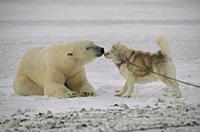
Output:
left=104, top=36, right=181, bottom=98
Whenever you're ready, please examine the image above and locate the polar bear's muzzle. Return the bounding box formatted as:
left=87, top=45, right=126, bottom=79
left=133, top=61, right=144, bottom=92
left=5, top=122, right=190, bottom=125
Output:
left=87, top=45, right=104, bottom=57
left=95, top=46, right=104, bottom=57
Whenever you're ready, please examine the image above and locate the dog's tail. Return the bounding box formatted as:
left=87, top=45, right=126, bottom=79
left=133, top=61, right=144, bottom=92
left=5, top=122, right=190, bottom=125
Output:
left=156, top=36, right=170, bottom=57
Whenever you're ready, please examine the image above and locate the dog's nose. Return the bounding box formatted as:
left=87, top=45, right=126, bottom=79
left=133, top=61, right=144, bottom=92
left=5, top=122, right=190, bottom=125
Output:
left=104, top=52, right=109, bottom=56
left=100, top=48, right=104, bottom=54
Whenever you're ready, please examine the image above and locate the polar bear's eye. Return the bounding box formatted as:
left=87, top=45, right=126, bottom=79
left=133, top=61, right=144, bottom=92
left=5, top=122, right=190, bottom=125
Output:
left=67, top=53, right=73, bottom=56
left=86, top=47, right=90, bottom=50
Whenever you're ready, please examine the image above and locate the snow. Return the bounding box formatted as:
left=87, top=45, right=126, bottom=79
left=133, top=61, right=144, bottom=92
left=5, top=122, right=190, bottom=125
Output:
left=0, top=0, right=200, bottom=131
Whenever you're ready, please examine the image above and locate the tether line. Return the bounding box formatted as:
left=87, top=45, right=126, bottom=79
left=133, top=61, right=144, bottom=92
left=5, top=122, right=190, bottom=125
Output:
left=129, top=62, right=200, bottom=88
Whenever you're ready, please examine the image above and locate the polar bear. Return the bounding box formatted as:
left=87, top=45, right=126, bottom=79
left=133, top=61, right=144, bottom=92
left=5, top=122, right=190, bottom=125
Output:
left=13, top=40, right=104, bottom=98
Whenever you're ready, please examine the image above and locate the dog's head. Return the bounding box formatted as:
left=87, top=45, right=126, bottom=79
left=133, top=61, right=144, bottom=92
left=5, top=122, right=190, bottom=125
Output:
left=104, top=42, right=129, bottom=64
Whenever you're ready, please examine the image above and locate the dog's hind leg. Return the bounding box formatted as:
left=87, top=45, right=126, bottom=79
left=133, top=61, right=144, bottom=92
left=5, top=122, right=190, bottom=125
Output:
left=158, top=59, right=181, bottom=98
left=160, top=78, right=181, bottom=98
left=159, top=67, right=181, bottom=97
left=115, top=82, right=127, bottom=96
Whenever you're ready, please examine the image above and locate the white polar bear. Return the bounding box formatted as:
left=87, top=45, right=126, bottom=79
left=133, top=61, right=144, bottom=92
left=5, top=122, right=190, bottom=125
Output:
left=13, top=40, right=104, bottom=98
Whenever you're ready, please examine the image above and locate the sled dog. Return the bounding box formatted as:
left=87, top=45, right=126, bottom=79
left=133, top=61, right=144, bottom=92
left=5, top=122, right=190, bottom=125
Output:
left=104, top=36, right=181, bottom=98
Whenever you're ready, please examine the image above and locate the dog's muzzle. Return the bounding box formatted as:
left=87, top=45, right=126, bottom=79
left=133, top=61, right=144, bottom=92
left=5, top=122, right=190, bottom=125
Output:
left=104, top=52, right=111, bottom=58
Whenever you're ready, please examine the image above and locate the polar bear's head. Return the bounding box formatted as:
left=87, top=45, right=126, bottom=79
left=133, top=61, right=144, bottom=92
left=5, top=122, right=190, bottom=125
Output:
left=64, top=40, right=104, bottom=65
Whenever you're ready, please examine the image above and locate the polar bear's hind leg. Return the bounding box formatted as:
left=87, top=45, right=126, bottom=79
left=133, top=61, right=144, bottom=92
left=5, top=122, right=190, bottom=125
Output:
left=13, top=75, right=43, bottom=96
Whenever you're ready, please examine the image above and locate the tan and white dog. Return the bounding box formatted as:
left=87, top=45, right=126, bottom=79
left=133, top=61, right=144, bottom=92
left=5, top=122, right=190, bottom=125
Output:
left=104, top=36, right=181, bottom=98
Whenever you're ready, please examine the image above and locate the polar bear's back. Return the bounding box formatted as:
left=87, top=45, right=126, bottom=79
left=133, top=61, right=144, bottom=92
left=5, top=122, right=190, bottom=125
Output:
left=23, top=47, right=44, bottom=61
left=17, top=47, right=45, bottom=82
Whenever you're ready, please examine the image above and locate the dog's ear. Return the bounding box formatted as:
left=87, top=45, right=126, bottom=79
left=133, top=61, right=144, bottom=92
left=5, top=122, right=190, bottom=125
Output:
left=112, top=45, right=116, bottom=49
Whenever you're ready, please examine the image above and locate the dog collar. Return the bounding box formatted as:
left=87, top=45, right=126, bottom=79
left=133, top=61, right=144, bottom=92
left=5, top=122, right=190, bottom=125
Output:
left=115, top=51, right=135, bottom=69
left=115, top=61, right=126, bottom=68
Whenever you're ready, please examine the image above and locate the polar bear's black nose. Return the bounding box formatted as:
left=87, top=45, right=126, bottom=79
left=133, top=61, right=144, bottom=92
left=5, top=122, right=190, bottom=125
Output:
left=100, top=48, right=104, bottom=54
left=95, top=46, right=104, bottom=57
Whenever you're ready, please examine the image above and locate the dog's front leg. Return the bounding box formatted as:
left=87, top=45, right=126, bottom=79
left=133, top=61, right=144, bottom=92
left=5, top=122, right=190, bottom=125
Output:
left=122, top=78, right=135, bottom=98
left=115, top=82, right=127, bottom=96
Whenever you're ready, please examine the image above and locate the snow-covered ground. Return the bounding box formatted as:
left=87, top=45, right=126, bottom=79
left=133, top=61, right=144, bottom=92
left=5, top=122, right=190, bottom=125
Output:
left=0, top=0, right=200, bottom=131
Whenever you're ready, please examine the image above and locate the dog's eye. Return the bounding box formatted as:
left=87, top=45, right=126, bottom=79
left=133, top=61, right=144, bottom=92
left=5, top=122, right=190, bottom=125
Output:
left=112, top=45, right=116, bottom=49
left=67, top=53, right=73, bottom=56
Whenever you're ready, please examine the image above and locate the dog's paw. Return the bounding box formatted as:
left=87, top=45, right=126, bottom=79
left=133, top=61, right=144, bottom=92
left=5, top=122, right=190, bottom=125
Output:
left=115, top=89, right=126, bottom=97
left=122, top=93, right=132, bottom=98
left=115, top=92, right=123, bottom=97
left=172, top=93, right=181, bottom=98
left=115, top=90, right=121, bottom=93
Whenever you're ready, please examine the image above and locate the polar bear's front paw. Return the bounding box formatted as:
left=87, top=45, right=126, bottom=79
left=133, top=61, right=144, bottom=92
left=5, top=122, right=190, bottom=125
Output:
left=67, top=91, right=78, bottom=98
left=58, top=91, right=78, bottom=98
left=80, top=88, right=96, bottom=97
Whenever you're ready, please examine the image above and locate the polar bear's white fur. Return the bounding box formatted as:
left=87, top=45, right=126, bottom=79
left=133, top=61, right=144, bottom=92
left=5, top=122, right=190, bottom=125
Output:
left=13, top=40, right=104, bottom=98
